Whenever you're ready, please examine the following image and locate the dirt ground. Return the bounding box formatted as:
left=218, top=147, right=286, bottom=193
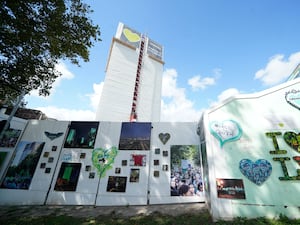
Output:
left=0, top=202, right=209, bottom=219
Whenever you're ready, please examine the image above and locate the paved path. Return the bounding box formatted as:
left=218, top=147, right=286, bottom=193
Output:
left=0, top=203, right=208, bottom=219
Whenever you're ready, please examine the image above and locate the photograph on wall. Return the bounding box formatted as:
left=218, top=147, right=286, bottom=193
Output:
left=119, top=122, right=151, bottom=150
left=1, top=141, right=45, bottom=189
left=170, top=145, right=203, bottom=196
left=0, top=128, right=21, bottom=148
left=130, top=169, right=140, bottom=182
left=216, top=178, right=246, bottom=199
left=106, top=176, right=127, bottom=192
left=0, top=152, right=8, bottom=169
left=129, top=154, right=146, bottom=166
left=64, top=121, right=99, bottom=149
left=54, top=162, right=81, bottom=191
left=200, top=142, right=210, bottom=193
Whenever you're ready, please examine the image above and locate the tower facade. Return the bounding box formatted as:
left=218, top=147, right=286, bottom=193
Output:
left=95, top=23, right=164, bottom=122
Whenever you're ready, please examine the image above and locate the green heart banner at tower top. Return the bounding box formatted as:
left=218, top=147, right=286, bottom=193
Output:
left=120, top=24, right=141, bottom=49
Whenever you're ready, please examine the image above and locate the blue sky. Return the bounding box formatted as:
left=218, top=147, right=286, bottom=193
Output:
left=25, top=0, right=300, bottom=122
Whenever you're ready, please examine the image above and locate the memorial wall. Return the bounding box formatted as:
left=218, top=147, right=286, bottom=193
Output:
left=201, top=78, right=300, bottom=220
left=0, top=120, right=204, bottom=206
left=1, top=78, right=300, bottom=221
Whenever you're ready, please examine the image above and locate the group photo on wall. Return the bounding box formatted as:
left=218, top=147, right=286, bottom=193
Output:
left=170, top=145, right=203, bottom=197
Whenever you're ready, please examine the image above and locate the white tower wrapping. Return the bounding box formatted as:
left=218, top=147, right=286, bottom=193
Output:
left=95, top=23, right=164, bottom=122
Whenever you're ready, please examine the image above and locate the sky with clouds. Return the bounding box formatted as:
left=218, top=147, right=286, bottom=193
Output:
left=24, top=0, right=300, bottom=122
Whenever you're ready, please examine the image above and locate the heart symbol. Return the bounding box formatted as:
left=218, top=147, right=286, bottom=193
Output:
left=123, top=28, right=140, bottom=42
left=239, top=159, right=272, bottom=185
left=209, top=120, right=242, bottom=147
left=159, top=133, right=170, bottom=144
left=283, top=132, right=300, bottom=153
left=92, top=147, right=118, bottom=178
left=285, top=89, right=300, bottom=110
left=44, top=131, right=64, bottom=140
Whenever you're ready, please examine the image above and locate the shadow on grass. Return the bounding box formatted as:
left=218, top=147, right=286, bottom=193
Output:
left=1, top=213, right=300, bottom=225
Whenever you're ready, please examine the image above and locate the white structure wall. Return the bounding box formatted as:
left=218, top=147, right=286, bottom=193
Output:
left=95, top=23, right=164, bottom=122
left=0, top=120, right=204, bottom=206
left=96, top=40, right=138, bottom=121
left=200, top=78, right=300, bottom=221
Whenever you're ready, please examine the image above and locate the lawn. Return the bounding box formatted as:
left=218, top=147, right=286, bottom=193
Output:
left=1, top=212, right=300, bottom=225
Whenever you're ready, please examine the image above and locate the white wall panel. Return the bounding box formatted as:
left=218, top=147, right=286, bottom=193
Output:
left=149, top=122, right=205, bottom=204
left=203, top=79, right=300, bottom=220
left=95, top=122, right=149, bottom=206
left=46, top=121, right=101, bottom=205
left=0, top=120, right=69, bottom=205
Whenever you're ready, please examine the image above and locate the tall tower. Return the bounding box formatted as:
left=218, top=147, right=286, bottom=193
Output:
left=95, top=23, right=164, bottom=122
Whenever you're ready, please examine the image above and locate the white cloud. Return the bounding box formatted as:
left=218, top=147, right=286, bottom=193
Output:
left=38, top=68, right=204, bottom=122
left=187, top=68, right=220, bottom=91
left=37, top=81, right=103, bottom=121
left=161, top=69, right=203, bottom=122
left=217, top=88, right=240, bottom=102
left=87, top=82, right=104, bottom=110
left=254, top=52, right=300, bottom=86
left=26, top=61, right=103, bottom=121
left=29, top=67, right=205, bottom=122
left=209, top=88, right=240, bottom=107
left=188, top=76, right=216, bottom=90
left=36, top=106, right=96, bottom=121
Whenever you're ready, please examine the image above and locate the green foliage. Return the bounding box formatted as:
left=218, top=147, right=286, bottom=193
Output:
left=171, top=145, right=201, bottom=167
left=0, top=0, right=101, bottom=102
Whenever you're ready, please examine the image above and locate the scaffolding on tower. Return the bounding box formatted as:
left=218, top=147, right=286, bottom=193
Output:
left=130, top=35, right=145, bottom=122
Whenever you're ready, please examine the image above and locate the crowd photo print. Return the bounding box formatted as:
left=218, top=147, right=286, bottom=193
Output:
left=170, top=145, right=203, bottom=196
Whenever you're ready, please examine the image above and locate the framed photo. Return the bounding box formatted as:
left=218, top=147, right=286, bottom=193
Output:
left=170, top=145, right=203, bottom=197
left=130, top=154, right=146, bottom=166
left=115, top=167, right=121, bottom=174
left=48, top=157, right=54, bottom=163
left=0, top=152, right=8, bottom=169
left=163, top=151, right=168, bottom=157
left=155, top=148, right=160, bottom=154
left=106, top=176, right=127, bottom=192
left=154, top=160, right=159, bottom=166
left=122, top=160, right=127, bottom=166
left=162, top=164, right=168, bottom=171
left=64, top=121, right=99, bottom=149
left=216, top=178, right=246, bottom=199
left=130, top=169, right=140, bottom=182
left=0, top=128, right=21, bottom=148
left=80, top=153, right=86, bottom=159
left=119, top=122, right=151, bottom=150
left=52, top=146, right=57, bottom=151
left=85, top=165, right=91, bottom=171
left=89, top=172, right=95, bottom=179
left=54, top=162, right=82, bottom=191
left=154, top=171, right=159, bottom=177
left=1, top=141, right=45, bottom=189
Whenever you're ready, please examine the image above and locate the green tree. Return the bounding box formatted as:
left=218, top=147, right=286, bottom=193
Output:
left=0, top=0, right=101, bottom=103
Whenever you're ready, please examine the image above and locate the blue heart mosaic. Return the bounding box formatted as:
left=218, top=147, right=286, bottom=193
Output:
left=239, top=159, right=272, bottom=185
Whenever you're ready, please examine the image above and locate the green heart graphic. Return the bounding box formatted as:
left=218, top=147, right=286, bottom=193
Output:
left=123, top=28, right=140, bottom=42
left=283, top=132, right=300, bottom=153
left=92, top=147, right=118, bottom=177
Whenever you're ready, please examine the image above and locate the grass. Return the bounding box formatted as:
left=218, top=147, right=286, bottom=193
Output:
left=1, top=213, right=300, bottom=225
